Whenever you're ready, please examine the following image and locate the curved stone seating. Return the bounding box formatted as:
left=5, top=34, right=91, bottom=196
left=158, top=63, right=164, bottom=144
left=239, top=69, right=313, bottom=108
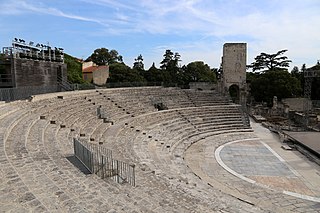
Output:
left=93, top=107, right=262, bottom=212
left=0, top=107, right=46, bottom=212
left=1, top=104, right=142, bottom=212
left=1, top=87, right=318, bottom=212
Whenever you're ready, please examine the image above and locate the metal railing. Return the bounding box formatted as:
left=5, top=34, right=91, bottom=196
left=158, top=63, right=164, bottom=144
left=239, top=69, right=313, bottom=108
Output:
left=57, top=76, right=74, bottom=91
left=73, top=138, right=135, bottom=186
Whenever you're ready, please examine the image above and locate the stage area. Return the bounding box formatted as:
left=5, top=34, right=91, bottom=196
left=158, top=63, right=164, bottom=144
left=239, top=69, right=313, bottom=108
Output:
left=283, top=131, right=320, bottom=157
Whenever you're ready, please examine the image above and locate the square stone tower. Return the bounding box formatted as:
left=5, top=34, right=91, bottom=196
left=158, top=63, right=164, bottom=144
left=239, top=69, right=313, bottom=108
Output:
left=221, top=43, right=247, bottom=106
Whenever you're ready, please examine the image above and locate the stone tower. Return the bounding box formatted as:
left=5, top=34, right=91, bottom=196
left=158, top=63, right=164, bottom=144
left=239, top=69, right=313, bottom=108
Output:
left=221, top=43, right=247, bottom=106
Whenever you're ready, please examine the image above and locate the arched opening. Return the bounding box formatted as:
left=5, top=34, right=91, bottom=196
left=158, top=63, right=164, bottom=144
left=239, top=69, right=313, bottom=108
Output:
left=229, top=84, right=240, bottom=104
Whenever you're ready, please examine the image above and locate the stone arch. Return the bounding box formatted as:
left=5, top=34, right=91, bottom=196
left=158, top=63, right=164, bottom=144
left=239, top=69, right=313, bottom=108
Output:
left=229, top=84, right=240, bottom=104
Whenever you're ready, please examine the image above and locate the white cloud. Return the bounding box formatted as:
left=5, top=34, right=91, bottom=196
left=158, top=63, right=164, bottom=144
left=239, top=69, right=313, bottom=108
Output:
left=0, top=0, right=104, bottom=24
left=1, top=0, right=319, bottom=69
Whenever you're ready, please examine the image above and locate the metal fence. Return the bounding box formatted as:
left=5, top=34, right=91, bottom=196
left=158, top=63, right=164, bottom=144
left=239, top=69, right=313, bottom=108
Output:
left=0, top=85, right=59, bottom=102
left=73, top=138, right=135, bottom=186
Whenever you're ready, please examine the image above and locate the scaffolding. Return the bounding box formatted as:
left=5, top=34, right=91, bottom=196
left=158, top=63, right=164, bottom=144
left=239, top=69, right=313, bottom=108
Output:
left=303, top=69, right=320, bottom=129
left=2, top=38, right=64, bottom=63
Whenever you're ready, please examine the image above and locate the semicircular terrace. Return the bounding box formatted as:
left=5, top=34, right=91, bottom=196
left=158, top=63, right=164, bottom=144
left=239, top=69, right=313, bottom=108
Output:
left=0, top=86, right=319, bottom=212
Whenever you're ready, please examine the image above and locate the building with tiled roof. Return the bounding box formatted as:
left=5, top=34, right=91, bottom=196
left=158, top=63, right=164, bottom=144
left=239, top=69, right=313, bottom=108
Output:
left=82, top=61, right=109, bottom=86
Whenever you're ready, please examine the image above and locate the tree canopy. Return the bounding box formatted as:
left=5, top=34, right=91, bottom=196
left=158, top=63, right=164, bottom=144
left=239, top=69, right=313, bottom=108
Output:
left=83, top=48, right=218, bottom=87
left=86, top=48, right=123, bottom=65
left=160, top=50, right=181, bottom=70
left=249, top=70, right=302, bottom=106
left=184, top=61, right=216, bottom=82
left=248, top=49, right=292, bottom=72
left=133, top=54, right=144, bottom=70
left=144, top=63, right=164, bottom=83
left=64, top=53, right=84, bottom=84
left=107, top=63, right=145, bottom=83
left=159, top=50, right=182, bottom=84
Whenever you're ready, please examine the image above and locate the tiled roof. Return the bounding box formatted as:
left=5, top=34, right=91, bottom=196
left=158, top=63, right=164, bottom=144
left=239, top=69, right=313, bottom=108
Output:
left=82, top=65, right=108, bottom=73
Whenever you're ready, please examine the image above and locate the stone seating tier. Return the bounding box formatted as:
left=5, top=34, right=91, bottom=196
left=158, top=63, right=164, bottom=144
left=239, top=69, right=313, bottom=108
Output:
left=2, top=87, right=303, bottom=212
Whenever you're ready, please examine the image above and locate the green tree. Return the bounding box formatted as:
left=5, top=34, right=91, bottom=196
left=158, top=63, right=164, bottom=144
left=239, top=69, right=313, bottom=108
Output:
left=160, top=50, right=181, bottom=84
left=211, top=68, right=219, bottom=80
left=250, top=70, right=302, bottom=106
left=248, top=49, right=292, bottom=72
left=291, top=66, right=300, bottom=77
left=291, top=66, right=303, bottom=96
left=144, top=63, right=164, bottom=82
left=86, top=48, right=123, bottom=65
left=185, top=61, right=216, bottom=82
left=133, top=54, right=144, bottom=70
left=160, top=50, right=174, bottom=70
left=301, top=63, right=307, bottom=73
left=64, top=53, right=84, bottom=84
left=108, top=63, right=145, bottom=83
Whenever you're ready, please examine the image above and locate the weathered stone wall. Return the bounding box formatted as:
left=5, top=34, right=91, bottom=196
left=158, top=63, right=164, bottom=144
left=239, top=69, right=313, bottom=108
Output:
left=93, top=67, right=109, bottom=86
left=0, top=60, right=13, bottom=87
left=221, top=43, right=247, bottom=106
left=13, top=58, right=67, bottom=87
left=189, top=82, right=217, bottom=90
left=82, top=61, right=95, bottom=69
left=281, top=98, right=311, bottom=112
left=222, top=43, right=247, bottom=90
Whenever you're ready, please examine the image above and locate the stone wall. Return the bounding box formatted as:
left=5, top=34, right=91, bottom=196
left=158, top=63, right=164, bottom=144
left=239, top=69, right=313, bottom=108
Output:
left=221, top=43, right=247, bottom=106
left=189, top=82, right=217, bottom=90
left=93, top=66, right=109, bottom=86
left=0, top=60, right=13, bottom=87
left=12, top=58, right=67, bottom=87
left=222, top=43, right=246, bottom=89
left=281, top=98, right=311, bottom=112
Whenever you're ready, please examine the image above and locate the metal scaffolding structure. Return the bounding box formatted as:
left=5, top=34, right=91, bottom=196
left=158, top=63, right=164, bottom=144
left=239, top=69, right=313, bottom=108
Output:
left=303, top=69, right=320, bottom=129
left=2, top=38, right=64, bottom=63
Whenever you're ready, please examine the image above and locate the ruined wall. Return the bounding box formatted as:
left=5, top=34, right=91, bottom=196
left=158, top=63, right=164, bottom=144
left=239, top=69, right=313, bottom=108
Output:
left=222, top=43, right=247, bottom=89
left=281, top=98, right=311, bottom=112
left=221, top=43, right=247, bottom=106
left=13, top=58, right=67, bottom=87
left=93, top=67, right=109, bottom=86
left=189, top=82, right=217, bottom=90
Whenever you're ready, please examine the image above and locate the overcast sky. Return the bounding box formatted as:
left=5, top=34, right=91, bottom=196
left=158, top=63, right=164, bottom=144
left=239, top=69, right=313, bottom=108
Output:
left=1, top=0, right=319, bottom=70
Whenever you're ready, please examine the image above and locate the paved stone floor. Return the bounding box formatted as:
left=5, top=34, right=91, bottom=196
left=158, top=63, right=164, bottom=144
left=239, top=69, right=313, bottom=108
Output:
left=220, top=141, right=296, bottom=177
left=185, top=119, right=320, bottom=213
left=218, top=139, right=320, bottom=199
